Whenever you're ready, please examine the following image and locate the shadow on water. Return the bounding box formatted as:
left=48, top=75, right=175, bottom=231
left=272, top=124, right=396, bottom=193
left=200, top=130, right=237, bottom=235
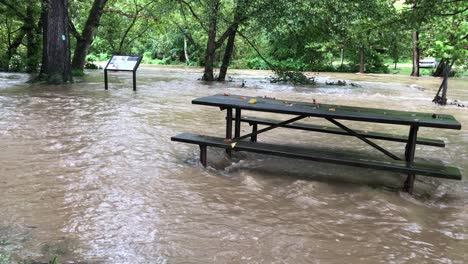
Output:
left=0, top=66, right=467, bottom=263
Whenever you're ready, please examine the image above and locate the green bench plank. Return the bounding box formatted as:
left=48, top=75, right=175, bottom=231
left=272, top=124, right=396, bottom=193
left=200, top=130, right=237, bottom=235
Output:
left=171, top=133, right=461, bottom=180
left=241, top=116, right=445, bottom=147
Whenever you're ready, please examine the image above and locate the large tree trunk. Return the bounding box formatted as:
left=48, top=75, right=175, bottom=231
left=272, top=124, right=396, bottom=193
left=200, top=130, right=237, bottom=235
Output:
left=217, top=24, right=238, bottom=81
left=39, top=0, right=72, bottom=84
left=359, top=46, right=365, bottom=73
left=410, top=31, right=419, bottom=77
left=71, top=0, right=108, bottom=71
left=201, top=0, right=220, bottom=81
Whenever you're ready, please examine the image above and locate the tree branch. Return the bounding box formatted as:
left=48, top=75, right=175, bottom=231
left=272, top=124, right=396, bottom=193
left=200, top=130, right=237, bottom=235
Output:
left=102, top=8, right=158, bottom=20
left=68, top=18, right=82, bottom=40
left=175, top=0, right=206, bottom=29
left=0, top=0, right=25, bottom=19
left=237, top=30, right=275, bottom=70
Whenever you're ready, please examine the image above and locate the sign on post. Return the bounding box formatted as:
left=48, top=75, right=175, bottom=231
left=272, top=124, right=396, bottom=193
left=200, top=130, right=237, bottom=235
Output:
left=104, top=55, right=142, bottom=91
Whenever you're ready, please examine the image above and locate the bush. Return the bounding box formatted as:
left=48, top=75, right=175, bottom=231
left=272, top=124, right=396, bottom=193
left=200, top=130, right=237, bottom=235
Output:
left=8, top=54, right=25, bottom=72
left=270, top=69, right=315, bottom=85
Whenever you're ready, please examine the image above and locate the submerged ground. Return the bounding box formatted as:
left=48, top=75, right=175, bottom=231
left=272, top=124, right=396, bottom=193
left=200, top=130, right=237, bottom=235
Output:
left=0, top=66, right=467, bottom=263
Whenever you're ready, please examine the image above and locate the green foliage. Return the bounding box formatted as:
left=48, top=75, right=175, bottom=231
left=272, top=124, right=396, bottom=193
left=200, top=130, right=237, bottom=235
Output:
left=1, top=0, right=465, bottom=76
left=0, top=254, right=10, bottom=264
left=84, top=55, right=101, bottom=69
left=49, top=256, right=59, bottom=264
left=270, top=69, right=315, bottom=85
left=72, top=69, right=85, bottom=76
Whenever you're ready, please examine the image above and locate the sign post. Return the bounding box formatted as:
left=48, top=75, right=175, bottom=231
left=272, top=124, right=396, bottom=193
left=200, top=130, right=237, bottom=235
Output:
left=104, top=55, right=142, bottom=91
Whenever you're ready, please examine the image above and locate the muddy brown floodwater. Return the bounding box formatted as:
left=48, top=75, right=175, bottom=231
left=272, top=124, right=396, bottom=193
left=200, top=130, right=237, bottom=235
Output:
left=0, top=66, right=467, bottom=263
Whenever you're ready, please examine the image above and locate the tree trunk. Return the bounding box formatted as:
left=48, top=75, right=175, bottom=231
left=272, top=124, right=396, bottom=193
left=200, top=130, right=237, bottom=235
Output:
left=433, top=58, right=447, bottom=77
left=217, top=24, right=238, bottom=81
left=340, top=48, right=344, bottom=67
left=359, top=46, right=365, bottom=73
left=71, top=0, right=108, bottom=71
left=39, top=0, right=72, bottom=84
left=201, top=0, right=220, bottom=81
left=410, top=31, right=419, bottom=77
left=183, top=36, right=190, bottom=64
left=6, top=30, right=25, bottom=62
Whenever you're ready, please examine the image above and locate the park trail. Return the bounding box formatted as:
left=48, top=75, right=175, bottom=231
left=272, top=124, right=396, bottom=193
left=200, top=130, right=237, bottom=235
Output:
left=0, top=66, right=467, bottom=263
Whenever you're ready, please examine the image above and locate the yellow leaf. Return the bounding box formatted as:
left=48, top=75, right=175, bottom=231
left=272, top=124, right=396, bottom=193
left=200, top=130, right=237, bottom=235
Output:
left=248, top=99, right=257, bottom=104
left=231, top=142, right=237, bottom=148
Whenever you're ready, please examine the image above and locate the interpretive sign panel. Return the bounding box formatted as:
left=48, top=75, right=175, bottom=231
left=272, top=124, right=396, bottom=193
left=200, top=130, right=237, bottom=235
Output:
left=104, top=55, right=142, bottom=91
left=106, top=55, right=141, bottom=71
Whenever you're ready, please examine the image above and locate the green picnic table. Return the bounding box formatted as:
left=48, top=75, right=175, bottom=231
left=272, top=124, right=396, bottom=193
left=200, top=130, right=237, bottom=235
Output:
left=172, top=94, right=462, bottom=193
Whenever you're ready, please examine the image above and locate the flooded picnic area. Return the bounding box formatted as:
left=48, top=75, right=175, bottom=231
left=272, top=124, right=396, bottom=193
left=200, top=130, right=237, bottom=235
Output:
left=0, top=66, right=467, bottom=263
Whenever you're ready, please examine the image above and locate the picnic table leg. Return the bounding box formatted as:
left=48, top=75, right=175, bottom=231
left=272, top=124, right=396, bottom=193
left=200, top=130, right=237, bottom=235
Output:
left=199, top=145, right=207, bottom=167
left=226, top=108, right=233, bottom=139
left=226, top=108, right=233, bottom=156
left=403, top=125, right=419, bottom=193
left=235, top=108, right=241, bottom=138
left=251, top=123, right=258, bottom=142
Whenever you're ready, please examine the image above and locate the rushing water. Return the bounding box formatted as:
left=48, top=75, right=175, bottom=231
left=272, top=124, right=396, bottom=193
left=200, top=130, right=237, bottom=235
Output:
left=0, top=67, right=467, bottom=263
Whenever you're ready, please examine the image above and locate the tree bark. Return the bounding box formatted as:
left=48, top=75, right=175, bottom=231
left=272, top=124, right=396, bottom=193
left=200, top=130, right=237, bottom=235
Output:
left=71, top=0, right=108, bottom=71
left=340, top=48, right=344, bottom=67
left=183, top=36, right=190, bottom=64
left=433, top=58, right=447, bottom=77
left=201, top=0, right=220, bottom=81
left=217, top=24, right=238, bottom=81
left=359, top=46, right=365, bottom=73
left=410, top=30, right=419, bottom=77
left=38, top=0, right=72, bottom=84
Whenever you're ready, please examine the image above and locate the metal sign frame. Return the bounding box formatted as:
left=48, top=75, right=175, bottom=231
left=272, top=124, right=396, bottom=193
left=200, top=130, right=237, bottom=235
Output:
left=104, top=55, right=143, bottom=91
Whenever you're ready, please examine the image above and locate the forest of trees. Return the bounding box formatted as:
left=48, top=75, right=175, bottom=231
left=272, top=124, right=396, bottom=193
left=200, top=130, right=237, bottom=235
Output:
left=0, top=0, right=466, bottom=84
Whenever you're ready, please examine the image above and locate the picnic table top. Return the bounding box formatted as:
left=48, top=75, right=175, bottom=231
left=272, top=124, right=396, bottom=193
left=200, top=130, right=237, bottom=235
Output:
left=192, top=94, right=462, bottom=129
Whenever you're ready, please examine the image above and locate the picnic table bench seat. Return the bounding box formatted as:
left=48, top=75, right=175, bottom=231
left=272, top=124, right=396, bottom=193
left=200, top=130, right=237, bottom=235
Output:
left=240, top=116, right=446, bottom=147
left=171, top=133, right=461, bottom=180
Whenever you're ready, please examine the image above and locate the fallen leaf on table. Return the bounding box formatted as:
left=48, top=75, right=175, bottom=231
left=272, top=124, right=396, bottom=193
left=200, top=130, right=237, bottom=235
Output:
left=248, top=99, right=257, bottom=104
left=328, top=108, right=336, bottom=112
left=239, top=96, right=246, bottom=99
left=231, top=142, right=237, bottom=149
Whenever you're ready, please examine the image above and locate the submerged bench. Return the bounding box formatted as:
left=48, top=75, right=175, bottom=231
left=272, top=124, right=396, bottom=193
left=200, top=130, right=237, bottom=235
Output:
left=171, top=133, right=461, bottom=180
left=241, top=116, right=446, bottom=147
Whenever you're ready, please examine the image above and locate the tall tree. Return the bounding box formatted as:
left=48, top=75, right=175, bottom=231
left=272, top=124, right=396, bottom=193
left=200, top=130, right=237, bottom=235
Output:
left=38, top=0, right=72, bottom=84
left=70, top=0, right=108, bottom=71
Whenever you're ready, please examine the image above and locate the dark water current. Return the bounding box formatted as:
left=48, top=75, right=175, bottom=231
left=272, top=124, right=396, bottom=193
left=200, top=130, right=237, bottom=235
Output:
left=0, top=67, right=467, bottom=263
